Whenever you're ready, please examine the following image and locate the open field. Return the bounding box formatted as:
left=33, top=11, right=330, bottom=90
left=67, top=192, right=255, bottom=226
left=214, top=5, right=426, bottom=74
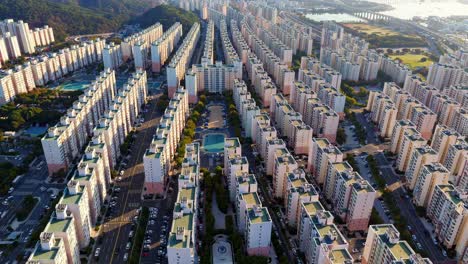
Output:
left=342, top=23, right=399, bottom=36
left=342, top=23, right=426, bottom=48
left=388, top=53, right=434, bottom=69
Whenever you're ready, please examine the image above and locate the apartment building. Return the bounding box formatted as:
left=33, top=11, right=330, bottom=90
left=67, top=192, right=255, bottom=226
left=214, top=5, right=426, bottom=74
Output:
left=43, top=211, right=80, bottom=264
left=390, top=120, right=416, bottom=154
left=404, top=145, right=438, bottom=190
left=220, top=19, right=242, bottom=79
left=303, top=98, right=339, bottom=143
left=228, top=156, right=249, bottom=202
left=431, top=125, right=462, bottom=163
left=245, top=206, right=272, bottom=256
left=286, top=170, right=319, bottom=227
left=442, top=139, right=468, bottom=184
left=289, top=120, right=313, bottom=155
left=409, top=105, right=437, bottom=140
left=103, top=42, right=123, bottom=70
left=324, top=161, right=354, bottom=201
left=367, top=92, right=397, bottom=138
left=264, top=138, right=286, bottom=176
left=298, top=200, right=352, bottom=264
left=451, top=107, right=468, bottom=136
left=308, top=138, right=343, bottom=184
left=224, top=137, right=242, bottom=174
left=42, top=70, right=116, bottom=175
left=317, top=83, right=345, bottom=118
left=151, top=22, right=183, bottom=73
left=57, top=181, right=91, bottom=249
left=362, top=224, right=431, bottom=264
left=167, top=23, right=200, bottom=97
left=427, top=185, right=467, bottom=258
left=28, top=233, right=69, bottom=264
left=121, top=23, right=163, bottom=61
left=168, top=185, right=199, bottom=264
left=290, top=81, right=317, bottom=115
left=144, top=89, right=189, bottom=195
left=186, top=61, right=240, bottom=96
left=273, top=147, right=298, bottom=198
left=0, top=19, right=54, bottom=56
left=395, top=128, right=427, bottom=172
left=427, top=63, right=467, bottom=90
left=332, top=170, right=376, bottom=231
left=300, top=56, right=342, bottom=90
left=236, top=174, right=260, bottom=232
left=413, top=162, right=449, bottom=207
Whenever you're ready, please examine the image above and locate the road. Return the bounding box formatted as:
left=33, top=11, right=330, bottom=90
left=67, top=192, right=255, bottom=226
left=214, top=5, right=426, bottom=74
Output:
left=373, top=152, right=445, bottom=261
left=93, top=92, right=163, bottom=264
left=0, top=156, right=66, bottom=263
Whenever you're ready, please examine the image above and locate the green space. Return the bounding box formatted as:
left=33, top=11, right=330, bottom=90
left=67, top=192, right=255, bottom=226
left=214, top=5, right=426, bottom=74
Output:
left=388, top=53, right=434, bottom=69
left=120, top=131, right=136, bottom=156
left=129, top=207, right=149, bottom=264
left=130, top=4, right=200, bottom=33
left=174, top=94, right=207, bottom=166
left=0, top=88, right=83, bottom=132
left=342, top=23, right=426, bottom=48
left=16, top=195, right=38, bottom=221
left=0, top=162, right=25, bottom=195
left=224, top=91, right=242, bottom=139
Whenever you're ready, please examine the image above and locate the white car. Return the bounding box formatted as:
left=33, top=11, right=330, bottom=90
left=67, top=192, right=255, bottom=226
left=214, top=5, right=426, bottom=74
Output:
left=123, top=253, right=128, bottom=261
left=94, top=248, right=101, bottom=257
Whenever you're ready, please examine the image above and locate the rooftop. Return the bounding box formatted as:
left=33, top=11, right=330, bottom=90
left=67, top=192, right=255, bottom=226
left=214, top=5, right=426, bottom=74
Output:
left=247, top=207, right=271, bottom=224
left=241, top=192, right=260, bottom=206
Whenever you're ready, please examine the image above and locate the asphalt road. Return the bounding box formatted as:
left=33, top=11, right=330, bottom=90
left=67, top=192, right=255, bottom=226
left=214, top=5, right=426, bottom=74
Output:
left=93, top=92, right=163, bottom=264
left=0, top=156, right=65, bottom=263
left=373, top=152, right=446, bottom=262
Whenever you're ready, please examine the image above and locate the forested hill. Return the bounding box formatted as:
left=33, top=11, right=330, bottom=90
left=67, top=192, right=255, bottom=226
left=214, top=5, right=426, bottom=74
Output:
left=130, top=4, right=200, bottom=33
left=0, top=0, right=158, bottom=41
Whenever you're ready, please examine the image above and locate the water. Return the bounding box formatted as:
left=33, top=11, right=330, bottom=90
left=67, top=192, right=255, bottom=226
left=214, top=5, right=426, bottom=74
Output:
left=60, top=81, right=90, bottom=91
left=25, top=126, right=48, bottom=137
left=203, top=133, right=225, bottom=153
left=370, top=0, right=468, bottom=19
left=306, top=13, right=365, bottom=23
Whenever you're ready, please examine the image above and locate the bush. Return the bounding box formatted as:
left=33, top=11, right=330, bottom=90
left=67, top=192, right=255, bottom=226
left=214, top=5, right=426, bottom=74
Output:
left=16, top=195, right=38, bottom=221
left=129, top=207, right=149, bottom=264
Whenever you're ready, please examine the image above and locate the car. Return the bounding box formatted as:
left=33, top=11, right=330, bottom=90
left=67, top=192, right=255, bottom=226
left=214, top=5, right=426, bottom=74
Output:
left=2, top=200, right=9, bottom=206
left=120, top=170, right=124, bottom=176
left=412, top=235, right=417, bottom=241
left=44, top=205, right=50, bottom=210
left=126, top=242, right=131, bottom=250
left=416, top=243, right=422, bottom=250
left=442, top=250, right=447, bottom=257
left=94, top=248, right=101, bottom=257
left=129, top=231, right=134, bottom=238
left=50, top=194, right=57, bottom=199
left=145, top=239, right=151, bottom=244
left=123, top=253, right=128, bottom=261
left=114, top=188, right=121, bottom=192
left=116, top=177, right=122, bottom=182
left=407, top=225, right=412, bottom=231
left=8, top=187, right=14, bottom=194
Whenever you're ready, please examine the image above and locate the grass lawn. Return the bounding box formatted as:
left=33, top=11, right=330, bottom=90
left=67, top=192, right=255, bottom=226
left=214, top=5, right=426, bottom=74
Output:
left=342, top=23, right=399, bottom=36
left=388, top=53, right=434, bottom=69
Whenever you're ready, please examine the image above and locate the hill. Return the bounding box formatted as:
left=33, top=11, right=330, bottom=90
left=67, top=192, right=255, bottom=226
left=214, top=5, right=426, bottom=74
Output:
left=0, top=0, right=158, bottom=41
left=130, top=4, right=200, bottom=33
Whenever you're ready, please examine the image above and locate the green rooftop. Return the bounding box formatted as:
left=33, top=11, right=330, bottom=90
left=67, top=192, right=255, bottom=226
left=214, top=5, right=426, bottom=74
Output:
left=303, top=201, right=324, bottom=216
left=46, top=216, right=73, bottom=233
left=248, top=207, right=271, bottom=224
left=330, top=249, right=353, bottom=263
left=60, top=186, right=85, bottom=204
left=177, top=187, right=195, bottom=203
left=31, top=240, right=61, bottom=261
left=242, top=192, right=260, bottom=205
left=171, top=214, right=193, bottom=233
